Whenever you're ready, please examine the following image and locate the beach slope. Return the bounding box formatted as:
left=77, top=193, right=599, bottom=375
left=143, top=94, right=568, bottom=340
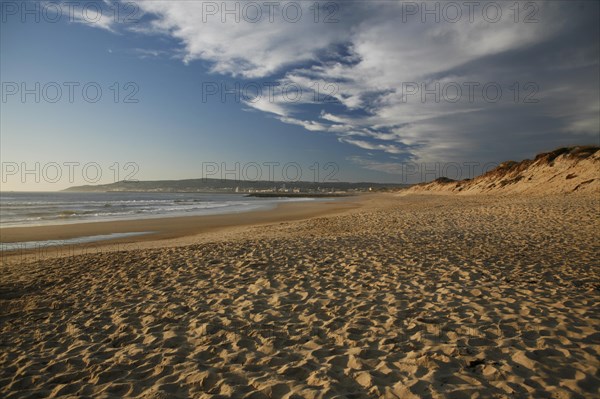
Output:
left=1, top=192, right=598, bottom=398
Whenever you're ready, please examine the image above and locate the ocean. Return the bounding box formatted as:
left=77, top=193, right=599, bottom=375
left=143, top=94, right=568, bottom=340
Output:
left=0, top=191, right=316, bottom=228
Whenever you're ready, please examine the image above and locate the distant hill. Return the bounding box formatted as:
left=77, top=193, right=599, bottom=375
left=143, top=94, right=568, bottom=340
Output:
left=63, top=178, right=407, bottom=193
left=404, top=146, right=599, bottom=195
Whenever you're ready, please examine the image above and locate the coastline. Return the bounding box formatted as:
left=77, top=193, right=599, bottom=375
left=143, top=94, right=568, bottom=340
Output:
left=0, top=194, right=365, bottom=260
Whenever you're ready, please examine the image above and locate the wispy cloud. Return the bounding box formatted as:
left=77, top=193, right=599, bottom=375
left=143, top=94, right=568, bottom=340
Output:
left=103, top=1, right=599, bottom=165
left=339, top=138, right=408, bottom=155
left=64, top=1, right=120, bottom=33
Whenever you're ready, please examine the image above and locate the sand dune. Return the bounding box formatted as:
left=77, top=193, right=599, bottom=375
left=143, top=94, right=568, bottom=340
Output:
left=405, top=146, right=600, bottom=195
left=1, top=193, right=599, bottom=398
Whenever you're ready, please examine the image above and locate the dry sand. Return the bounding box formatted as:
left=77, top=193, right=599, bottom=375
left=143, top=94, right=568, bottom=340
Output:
left=1, top=193, right=599, bottom=398
left=406, top=146, right=599, bottom=196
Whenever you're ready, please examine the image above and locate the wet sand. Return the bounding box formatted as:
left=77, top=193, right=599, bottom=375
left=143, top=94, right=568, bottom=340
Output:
left=0, top=196, right=361, bottom=260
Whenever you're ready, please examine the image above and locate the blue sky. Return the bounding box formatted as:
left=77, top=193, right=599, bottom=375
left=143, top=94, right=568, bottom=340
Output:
left=1, top=1, right=599, bottom=190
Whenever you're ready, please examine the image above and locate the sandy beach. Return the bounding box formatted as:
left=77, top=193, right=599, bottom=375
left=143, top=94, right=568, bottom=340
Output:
left=1, top=192, right=598, bottom=398
left=3, top=0, right=599, bottom=394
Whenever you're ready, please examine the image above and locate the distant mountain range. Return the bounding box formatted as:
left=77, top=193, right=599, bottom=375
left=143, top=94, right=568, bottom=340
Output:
left=63, top=178, right=408, bottom=193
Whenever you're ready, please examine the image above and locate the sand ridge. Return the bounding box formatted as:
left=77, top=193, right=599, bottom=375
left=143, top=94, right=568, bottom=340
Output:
left=1, top=194, right=599, bottom=398
left=405, top=146, right=600, bottom=195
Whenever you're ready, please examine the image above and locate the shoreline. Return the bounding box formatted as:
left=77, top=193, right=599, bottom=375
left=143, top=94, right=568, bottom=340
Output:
left=0, top=194, right=365, bottom=261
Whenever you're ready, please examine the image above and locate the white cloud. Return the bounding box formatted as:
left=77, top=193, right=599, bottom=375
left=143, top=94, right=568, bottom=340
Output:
left=339, top=138, right=407, bottom=155
left=130, top=1, right=352, bottom=78
left=64, top=1, right=119, bottom=33
left=117, top=1, right=598, bottom=164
